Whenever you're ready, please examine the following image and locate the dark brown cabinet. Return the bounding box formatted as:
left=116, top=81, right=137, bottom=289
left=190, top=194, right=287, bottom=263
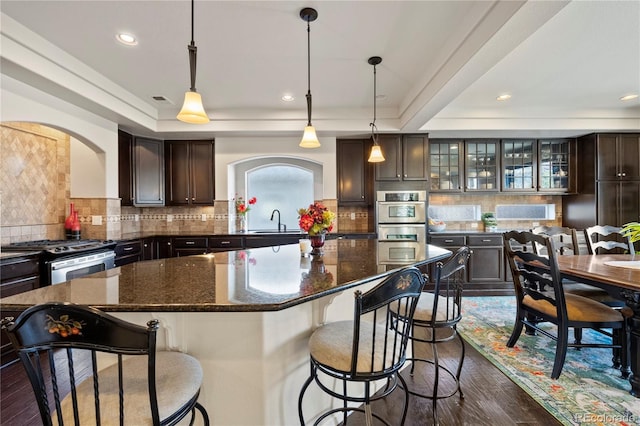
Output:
left=1, top=253, right=40, bottom=367
left=118, top=130, right=134, bottom=206
left=596, top=133, right=640, bottom=180
left=563, top=133, right=640, bottom=231
left=165, top=140, right=215, bottom=206
left=428, top=233, right=511, bottom=296
left=375, top=135, right=428, bottom=181
left=429, top=139, right=463, bottom=191
left=134, top=136, right=165, bottom=206
left=114, top=239, right=142, bottom=266
left=172, top=237, right=209, bottom=257
left=337, top=139, right=373, bottom=206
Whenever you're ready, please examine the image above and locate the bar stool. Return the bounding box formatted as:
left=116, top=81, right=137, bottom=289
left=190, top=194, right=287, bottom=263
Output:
left=1, top=302, right=210, bottom=426
left=297, top=267, right=425, bottom=425
left=404, top=247, right=470, bottom=426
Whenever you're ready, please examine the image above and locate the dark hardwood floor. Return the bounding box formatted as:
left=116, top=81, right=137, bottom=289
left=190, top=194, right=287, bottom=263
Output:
left=1, top=338, right=560, bottom=426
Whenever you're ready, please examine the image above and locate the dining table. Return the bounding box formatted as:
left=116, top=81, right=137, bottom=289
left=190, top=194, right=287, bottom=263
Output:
left=555, top=254, right=640, bottom=397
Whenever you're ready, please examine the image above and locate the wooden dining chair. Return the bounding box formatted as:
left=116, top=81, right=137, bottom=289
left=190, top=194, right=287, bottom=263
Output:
left=503, top=230, right=629, bottom=379
left=584, top=225, right=634, bottom=255
left=1, top=302, right=210, bottom=426
left=298, top=266, right=425, bottom=426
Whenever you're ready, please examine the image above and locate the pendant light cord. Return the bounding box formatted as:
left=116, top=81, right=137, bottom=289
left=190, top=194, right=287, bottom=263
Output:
left=306, top=19, right=313, bottom=126
left=370, top=63, right=378, bottom=143
left=188, top=0, right=197, bottom=92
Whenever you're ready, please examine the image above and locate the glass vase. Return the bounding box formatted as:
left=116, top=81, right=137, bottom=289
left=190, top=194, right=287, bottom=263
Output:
left=236, top=215, right=247, bottom=233
left=309, top=233, right=326, bottom=256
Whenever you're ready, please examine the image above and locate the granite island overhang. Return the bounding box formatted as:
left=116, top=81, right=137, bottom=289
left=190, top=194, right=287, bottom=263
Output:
left=0, top=239, right=452, bottom=313
left=0, top=239, right=452, bottom=426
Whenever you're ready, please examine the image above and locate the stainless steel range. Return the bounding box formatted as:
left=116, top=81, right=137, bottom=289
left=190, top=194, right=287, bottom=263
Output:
left=2, top=239, right=117, bottom=285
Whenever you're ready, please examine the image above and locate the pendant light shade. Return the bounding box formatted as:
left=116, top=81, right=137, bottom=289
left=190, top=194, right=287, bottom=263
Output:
left=177, top=0, right=209, bottom=124
left=367, top=56, right=385, bottom=162
left=299, top=7, right=320, bottom=148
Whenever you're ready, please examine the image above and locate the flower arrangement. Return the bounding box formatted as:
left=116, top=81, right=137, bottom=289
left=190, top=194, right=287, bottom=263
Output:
left=298, top=202, right=335, bottom=236
left=621, top=222, right=640, bottom=244
left=234, top=194, right=256, bottom=216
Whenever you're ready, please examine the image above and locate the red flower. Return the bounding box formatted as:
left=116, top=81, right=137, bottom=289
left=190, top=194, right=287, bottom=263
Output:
left=248, top=197, right=257, bottom=205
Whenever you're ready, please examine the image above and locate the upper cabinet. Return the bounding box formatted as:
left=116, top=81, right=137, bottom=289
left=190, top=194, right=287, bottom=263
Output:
left=429, top=137, right=575, bottom=194
left=537, top=139, right=574, bottom=192
left=133, top=136, right=165, bottom=207
left=337, top=139, right=373, bottom=206
left=596, top=133, right=640, bottom=181
left=165, top=140, right=215, bottom=206
left=118, top=130, right=134, bottom=206
left=429, top=139, right=463, bottom=191
left=375, top=135, right=428, bottom=181
left=466, top=139, right=499, bottom=192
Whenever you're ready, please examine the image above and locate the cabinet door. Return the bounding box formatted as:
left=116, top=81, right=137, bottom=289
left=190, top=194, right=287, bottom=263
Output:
left=402, top=135, right=428, bottom=180
left=165, top=141, right=191, bottom=205
left=538, top=139, right=573, bottom=192
left=468, top=245, right=504, bottom=283
left=596, top=134, right=620, bottom=180
left=142, top=238, right=155, bottom=260
left=502, top=139, right=536, bottom=191
left=118, top=130, right=134, bottom=206
left=429, top=139, right=463, bottom=191
left=134, top=137, right=164, bottom=206
left=619, top=181, right=640, bottom=225
left=337, top=139, right=370, bottom=205
left=190, top=141, right=215, bottom=205
left=375, top=136, right=402, bottom=181
left=619, top=134, right=640, bottom=180
left=466, top=139, right=498, bottom=191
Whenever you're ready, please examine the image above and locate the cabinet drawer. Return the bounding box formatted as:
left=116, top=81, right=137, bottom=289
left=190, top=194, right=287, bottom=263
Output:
left=209, top=237, right=244, bottom=249
left=173, top=237, right=208, bottom=248
left=467, top=235, right=503, bottom=246
left=115, top=240, right=142, bottom=256
left=0, top=256, right=40, bottom=282
left=429, top=235, right=465, bottom=247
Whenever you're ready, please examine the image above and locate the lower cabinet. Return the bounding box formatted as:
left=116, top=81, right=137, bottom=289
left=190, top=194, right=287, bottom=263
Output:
left=1, top=253, right=40, bottom=367
left=428, top=233, right=512, bottom=296
left=172, top=237, right=209, bottom=257
left=114, top=239, right=143, bottom=266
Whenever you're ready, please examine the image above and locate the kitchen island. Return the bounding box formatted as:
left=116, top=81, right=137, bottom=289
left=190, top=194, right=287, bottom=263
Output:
left=1, top=239, right=451, bottom=425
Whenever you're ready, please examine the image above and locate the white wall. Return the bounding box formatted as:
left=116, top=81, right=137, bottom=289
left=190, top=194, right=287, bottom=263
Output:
left=215, top=136, right=338, bottom=201
left=0, top=75, right=118, bottom=198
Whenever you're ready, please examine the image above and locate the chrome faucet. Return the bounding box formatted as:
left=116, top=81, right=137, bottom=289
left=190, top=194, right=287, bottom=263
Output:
left=270, top=209, right=286, bottom=232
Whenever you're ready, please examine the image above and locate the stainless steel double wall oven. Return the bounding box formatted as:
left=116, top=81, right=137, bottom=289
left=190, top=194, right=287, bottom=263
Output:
left=376, top=190, right=427, bottom=264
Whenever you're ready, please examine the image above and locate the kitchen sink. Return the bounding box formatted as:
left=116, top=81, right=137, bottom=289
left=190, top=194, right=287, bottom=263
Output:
left=248, top=230, right=303, bottom=235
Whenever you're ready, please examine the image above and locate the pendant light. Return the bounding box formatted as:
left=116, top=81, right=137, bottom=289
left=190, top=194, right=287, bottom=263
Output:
left=177, top=0, right=209, bottom=124
left=367, top=56, right=385, bottom=162
left=299, top=7, right=320, bottom=148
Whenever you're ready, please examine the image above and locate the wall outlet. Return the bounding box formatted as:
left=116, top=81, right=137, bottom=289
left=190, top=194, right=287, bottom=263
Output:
left=201, top=213, right=207, bottom=222
left=166, top=214, right=173, bottom=222
left=532, top=221, right=540, bottom=227
left=471, top=222, right=478, bottom=228
left=350, top=212, right=356, bottom=220
left=134, top=214, right=139, bottom=222
left=91, top=215, right=102, bottom=226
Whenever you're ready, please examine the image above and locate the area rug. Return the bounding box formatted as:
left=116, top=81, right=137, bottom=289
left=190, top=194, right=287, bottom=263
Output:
left=458, top=296, right=640, bottom=426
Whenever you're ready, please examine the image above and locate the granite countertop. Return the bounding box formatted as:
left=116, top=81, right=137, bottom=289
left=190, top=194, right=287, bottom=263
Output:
left=0, top=240, right=451, bottom=313
left=118, top=231, right=377, bottom=240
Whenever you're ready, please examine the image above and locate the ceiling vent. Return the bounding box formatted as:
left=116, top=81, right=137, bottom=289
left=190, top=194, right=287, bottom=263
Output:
left=152, top=96, right=174, bottom=104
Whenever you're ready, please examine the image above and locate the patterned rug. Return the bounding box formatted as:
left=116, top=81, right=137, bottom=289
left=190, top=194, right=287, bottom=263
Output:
left=458, top=296, right=640, bottom=426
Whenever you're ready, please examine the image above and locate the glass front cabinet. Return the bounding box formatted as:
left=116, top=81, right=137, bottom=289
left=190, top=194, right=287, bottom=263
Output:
left=429, top=140, right=463, bottom=191
left=465, top=140, right=499, bottom=192
left=538, top=139, right=572, bottom=192
left=501, top=139, right=536, bottom=192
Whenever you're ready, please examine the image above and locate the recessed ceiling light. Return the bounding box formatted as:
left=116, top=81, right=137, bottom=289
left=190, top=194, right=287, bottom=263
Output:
left=620, top=94, right=638, bottom=101
left=496, top=94, right=511, bottom=101
left=116, top=33, right=137, bottom=46
left=281, top=94, right=295, bottom=102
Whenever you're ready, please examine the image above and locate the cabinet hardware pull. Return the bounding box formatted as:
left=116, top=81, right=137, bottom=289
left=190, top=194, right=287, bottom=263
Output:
left=186, top=241, right=195, bottom=245
left=221, top=241, right=230, bottom=244
left=185, top=198, right=189, bottom=201
left=192, top=197, right=195, bottom=201
left=444, top=239, right=454, bottom=243
left=123, top=247, right=133, bottom=251
left=482, top=239, right=491, bottom=242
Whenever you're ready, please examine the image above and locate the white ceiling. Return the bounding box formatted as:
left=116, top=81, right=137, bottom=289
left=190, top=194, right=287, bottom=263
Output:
left=1, top=0, right=638, bottom=140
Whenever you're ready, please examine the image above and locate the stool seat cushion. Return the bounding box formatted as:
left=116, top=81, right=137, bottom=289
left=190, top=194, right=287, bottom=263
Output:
left=309, top=320, right=400, bottom=373
left=57, top=351, right=203, bottom=425
left=523, top=293, right=624, bottom=323
left=413, top=292, right=459, bottom=323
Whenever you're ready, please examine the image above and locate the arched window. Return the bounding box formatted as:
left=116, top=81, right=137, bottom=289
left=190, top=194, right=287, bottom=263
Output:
left=233, top=157, right=322, bottom=231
